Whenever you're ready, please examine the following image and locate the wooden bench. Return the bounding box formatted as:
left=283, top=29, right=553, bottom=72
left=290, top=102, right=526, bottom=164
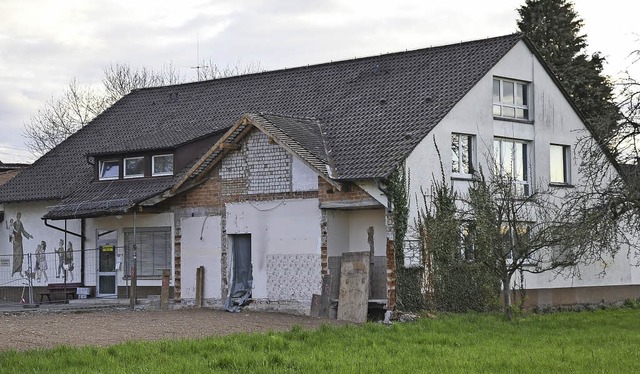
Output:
left=39, top=283, right=83, bottom=303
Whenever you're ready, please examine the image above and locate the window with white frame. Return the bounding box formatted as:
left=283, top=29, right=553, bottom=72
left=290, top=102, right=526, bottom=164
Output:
left=124, top=157, right=145, bottom=178
left=124, top=227, right=171, bottom=278
left=493, top=78, right=530, bottom=120
left=493, top=138, right=531, bottom=195
left=152, top=154, right=174, bottom=176
left=403, top=240, right=422, bottom=268
left=501, top=222, right=534, bottom=265
left=99, top=160, right=120, bottom=180
left=550, top=144, right=570, bottom=185
left=460, top=222, right=475, bottom=261
left=451, top=133, right=475, bottom=177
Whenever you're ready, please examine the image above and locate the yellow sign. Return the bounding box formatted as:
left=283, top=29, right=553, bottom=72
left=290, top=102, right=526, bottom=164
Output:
left=102, top=245, right=114, bottom=252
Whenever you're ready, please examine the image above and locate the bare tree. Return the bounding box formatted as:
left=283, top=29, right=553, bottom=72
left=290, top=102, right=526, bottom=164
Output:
left=196, top=59, right=262, bottom=81
left=24, top=60, right=261, bottom=156
left=24, top=79, right=107, bottom=156
left=563, top=50, right=640, bottom=266
left=102, top=63, right=183, bottom=106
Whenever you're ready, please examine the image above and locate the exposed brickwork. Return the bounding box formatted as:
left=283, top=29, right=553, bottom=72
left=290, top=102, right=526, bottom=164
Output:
left=317, top=178, right=374, bottom=203
left=385, top=210, right=397, bottom=310
left=320, top=209, right=328, bottom=275
left=167, top=132, right=320, bottom=302
left=246, top=131, right=291, bottom=194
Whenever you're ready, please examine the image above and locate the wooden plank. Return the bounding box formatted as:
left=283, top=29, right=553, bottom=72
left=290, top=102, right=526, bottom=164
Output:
left=195, top=266, right=204, bottom=308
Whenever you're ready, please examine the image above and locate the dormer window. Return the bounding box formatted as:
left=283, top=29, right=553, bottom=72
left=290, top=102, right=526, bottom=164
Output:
left=124, top=157, right=144, bottom=179
left=99, top=160, right=120, bottom=180
left=152, top=154, right=174, bottom=176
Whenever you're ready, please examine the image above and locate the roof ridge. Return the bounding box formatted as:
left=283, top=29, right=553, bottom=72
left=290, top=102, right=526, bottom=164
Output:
left=132, top=33, right=524, bottom=93
left=257, top=112, right=320, bottom=122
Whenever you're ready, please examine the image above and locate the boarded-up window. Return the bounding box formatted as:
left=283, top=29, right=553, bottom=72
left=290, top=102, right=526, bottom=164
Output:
left=124, top=227, right=171, bottom=278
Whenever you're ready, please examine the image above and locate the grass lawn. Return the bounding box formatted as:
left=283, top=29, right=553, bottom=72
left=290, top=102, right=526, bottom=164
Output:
left=1, top=308, right=639, bottom=373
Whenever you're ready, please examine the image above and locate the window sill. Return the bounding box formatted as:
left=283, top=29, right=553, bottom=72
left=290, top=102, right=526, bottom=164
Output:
left=123, top=276, right=162, bottom=281
left=451, top=175, right=476, bottom=182
left=549, top=183, right=574, bottom=188
left=493, top=116, right=534, bottom=125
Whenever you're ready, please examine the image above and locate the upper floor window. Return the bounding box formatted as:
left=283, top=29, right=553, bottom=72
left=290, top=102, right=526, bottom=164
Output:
left=99, top=160, right=119, bottom=180
left=493, top=78, right=530, bottom=120
left=493, top=138, right=531, bottom=195
left=550, top=144, right=570, bottom=185
left=152, top=154, right=174, bottom=176
left=451, top=133, right=475, bottom=178
left=124, top=157, right=144, bottom=179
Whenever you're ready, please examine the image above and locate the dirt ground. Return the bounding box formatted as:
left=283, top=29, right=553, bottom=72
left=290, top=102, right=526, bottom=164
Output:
left=0, top=307, right=343, bottom=352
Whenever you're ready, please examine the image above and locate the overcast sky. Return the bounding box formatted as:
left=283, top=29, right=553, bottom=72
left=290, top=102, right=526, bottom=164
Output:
left=1, top=0, right=638, bottom=163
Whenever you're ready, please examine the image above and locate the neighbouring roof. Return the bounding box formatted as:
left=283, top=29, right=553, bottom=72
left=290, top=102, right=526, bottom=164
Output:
left=42, top=176, right=179, bottom=219
left=0, top=33, right=524, bottom=208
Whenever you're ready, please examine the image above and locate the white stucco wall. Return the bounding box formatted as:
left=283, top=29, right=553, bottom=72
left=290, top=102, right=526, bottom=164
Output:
left=225, top=198, right=321, bottom=300
left=326, top=209, right=386, bottom=257
left=292, top=157, right=319, bottom=192
left=180, top=215, right=222, bottom=300
left=0, top=202, right=82, bottom=286
left=404, top=40, right=639, bottom=291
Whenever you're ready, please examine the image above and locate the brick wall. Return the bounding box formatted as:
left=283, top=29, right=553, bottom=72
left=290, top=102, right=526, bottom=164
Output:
left=317, top=178, right=374, bottom=203
left=167, top=129, right=320, bottom=302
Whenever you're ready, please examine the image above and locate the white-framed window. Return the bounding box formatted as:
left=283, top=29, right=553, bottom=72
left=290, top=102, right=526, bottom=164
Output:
left=403, top=239, right=422, bottom=268
left=493, top=78, right=530, bottom=120
left=99, top=160, right=120, bottom=180
left=493, top=138, right=531, bottom=195
left=152, top=154, right=174, bottom=176
left=550, top=144, right=570, bottom=185
left=460, top=222, right=475, bottom=261
left=451, top=133, right=475, bottom=177
left=124, top=226, right=171, bottom=279
left=501, top=223, right=535, bottom=265
left=124, top=157, right=145, bottom=179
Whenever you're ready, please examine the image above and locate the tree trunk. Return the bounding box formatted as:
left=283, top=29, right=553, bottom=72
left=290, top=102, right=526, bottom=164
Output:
left=502, top=273, right=513, bottom=320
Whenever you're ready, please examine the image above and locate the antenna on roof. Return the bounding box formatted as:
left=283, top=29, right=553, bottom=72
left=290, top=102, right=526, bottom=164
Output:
left=191, top=33, right=208, bottom=81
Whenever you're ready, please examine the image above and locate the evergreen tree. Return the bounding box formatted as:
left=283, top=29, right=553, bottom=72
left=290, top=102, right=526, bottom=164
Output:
left=517, top=0, right=618, bottom=138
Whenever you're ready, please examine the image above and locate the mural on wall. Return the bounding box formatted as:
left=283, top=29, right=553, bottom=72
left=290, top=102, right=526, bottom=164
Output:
left=1, top=209, right=81, bottom=286
left=35, top=240, right=48, bottom=282
left=7, top=212, right=33, bottom=277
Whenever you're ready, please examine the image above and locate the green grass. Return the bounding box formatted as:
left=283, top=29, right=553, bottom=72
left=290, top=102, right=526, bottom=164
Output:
left=1, top=309, right=639, bottom=373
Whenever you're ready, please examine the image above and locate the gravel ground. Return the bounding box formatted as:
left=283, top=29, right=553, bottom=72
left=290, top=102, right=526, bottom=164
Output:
left=0, top=308, right=343, bottom=352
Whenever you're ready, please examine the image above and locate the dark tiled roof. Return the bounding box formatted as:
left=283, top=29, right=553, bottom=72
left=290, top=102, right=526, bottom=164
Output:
left=254, top=113, right=327, bottom=163
left=43, top=177, right=177, bottom=219
left=0, top=33, right=523, bottom=204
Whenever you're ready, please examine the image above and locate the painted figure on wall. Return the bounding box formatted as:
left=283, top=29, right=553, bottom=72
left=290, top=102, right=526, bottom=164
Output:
left=64, top=241, right=75, bottom=282
left=35, top=240, right=49, bottom=283
left=55, top=239, right=64, bottom=278
left=9, top=212, right=33, bottom=277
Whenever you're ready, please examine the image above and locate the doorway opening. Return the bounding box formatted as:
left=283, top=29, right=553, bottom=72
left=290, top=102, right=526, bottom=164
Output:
left=224, top=234, right=252, bottom=312
left=96, top=230, right=118, bottom=298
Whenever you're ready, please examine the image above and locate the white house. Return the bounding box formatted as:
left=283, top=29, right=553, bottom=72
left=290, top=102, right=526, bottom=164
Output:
left=0, top=33, right=636, bottom=315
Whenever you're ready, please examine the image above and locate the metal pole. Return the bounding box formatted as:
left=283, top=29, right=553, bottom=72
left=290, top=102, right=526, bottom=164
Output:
left=130, top=210, right=137, bottom=310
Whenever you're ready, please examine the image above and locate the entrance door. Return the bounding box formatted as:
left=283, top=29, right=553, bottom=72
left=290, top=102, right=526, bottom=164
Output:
left=224, top=234, right=252, bottom=312
left=96, top=230, right=118, bottom=298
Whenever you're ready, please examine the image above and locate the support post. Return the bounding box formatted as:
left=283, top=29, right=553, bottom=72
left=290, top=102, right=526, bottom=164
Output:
left=195, top=266, right=204, bottom=308
left=161, top=268, right=171, bottom=311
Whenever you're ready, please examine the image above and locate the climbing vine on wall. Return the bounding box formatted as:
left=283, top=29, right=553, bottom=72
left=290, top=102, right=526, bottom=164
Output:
left=416, top=173, right=500, bottom=313
left=385, top=163, right=425, bottom=311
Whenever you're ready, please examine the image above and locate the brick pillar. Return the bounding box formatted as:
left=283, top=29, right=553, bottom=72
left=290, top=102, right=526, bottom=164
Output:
left=174, top=226, right=182, bottom=301
left=320, top=209, right=328, bottom=275
left=385, top=210, right=396, bottom=310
